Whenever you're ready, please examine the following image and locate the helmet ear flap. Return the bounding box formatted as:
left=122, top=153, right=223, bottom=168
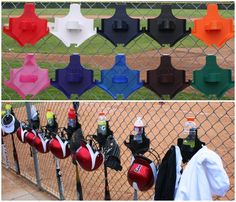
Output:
left=16, top=122, right=28, bottom=143
left=49, top=135, right=71, bottom=159
left=34, top=132, right=50, bottom=153
left=127, top=155, right=157, bottom=191
left=75, top=140, right=103, bottom=171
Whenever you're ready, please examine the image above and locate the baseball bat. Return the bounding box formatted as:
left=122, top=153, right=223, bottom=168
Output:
left=2, top=137, right=10, bottom=169
left=11, top=133, right=20, bottom=175
left=72, top=102, right=83, bottom=200
left=47, top=110, right=65, bottom=200
left=104, top=165, right=111, bottom=200
left=133, top=189, right=138, bottom=200
left=75, top=163, right=83, bottom=200
left=55, top=157, right=65, bottom=200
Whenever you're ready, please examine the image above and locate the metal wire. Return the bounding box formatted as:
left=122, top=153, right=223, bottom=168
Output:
left=1, top=101, right=234, bottom=200
left=1, top=2, right=234, bottom=100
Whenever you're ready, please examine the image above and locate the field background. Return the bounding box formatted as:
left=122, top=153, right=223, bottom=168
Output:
left=2, top=2, right=234, bottom=100
left=1, top=101, right=234, bottom=200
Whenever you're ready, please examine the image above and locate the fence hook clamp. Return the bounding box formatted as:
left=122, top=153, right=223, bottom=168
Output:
left=96, top=54, right=143, bottom=99
left=191, top=55, right=234, bottom=98
left=97, top=4, right=143, bottom=46
left=192, top=4, right=234, bottom=47
left=48, top=4, right=96, bottom=47
left=3, top=3, right=49, bottom=46
left=145, top=4, right=191, bottom=47
left=51, top=54, right=95, bottom=99
left=145, top=55, right=190, bottom=99
left=4, top=54, right=50, bottom=99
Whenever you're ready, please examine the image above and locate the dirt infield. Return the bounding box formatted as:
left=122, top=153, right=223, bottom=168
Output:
left=3, top=38, right=234, bottom=76
left=2, top=102, right=234, bottom=200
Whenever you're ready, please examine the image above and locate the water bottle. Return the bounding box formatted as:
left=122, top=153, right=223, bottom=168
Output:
left=5, top=103, right=12, bottom=115
left=46, top=109, right=54, bottom=126
left=68, top=108, right=76, bottom=128
left=97, top=112, right=107, bottom=135
left=183, top=117, right=197, bottom=148
left=133, top=117, right=144, bottom=143
left=30, top=105, right=39, bottom=121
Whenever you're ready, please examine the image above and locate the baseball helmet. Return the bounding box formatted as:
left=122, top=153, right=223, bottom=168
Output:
left=33, top=131, right=50, bottom=153
left=75, top=140, right=103, bottom=171
left=16, top=122, right=29, bottom=143
left=127, top=155, right=157, bottom=191
left=49, top=135, right=71, bottom=159
left=25, top=130, right=37, bottom=146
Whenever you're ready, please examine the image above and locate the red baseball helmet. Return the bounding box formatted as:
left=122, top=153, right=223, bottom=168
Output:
left=25, top=130, right=37, bottom=146
left=33, top=132, right=50, bottom=153
left=49, top=135, right=71, bottom=159
left=75, top=141, right=103, bottom=171
left=16, top=123, right=28, bottom=143
left=127, top=155, right=157, bottom=191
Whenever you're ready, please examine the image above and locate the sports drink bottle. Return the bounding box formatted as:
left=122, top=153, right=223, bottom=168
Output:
left=97, top=112, right=107, bottom=135
left=183, top=117, right=197, bottom=148
left=68, top=108, right=76, bottom=128
left=46, top=109, right=54, bottom=126
left=133, top=117, right=144, bottom=143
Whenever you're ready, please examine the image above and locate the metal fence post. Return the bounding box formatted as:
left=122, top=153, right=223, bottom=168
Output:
left=25, top=102, right=42, bottom=189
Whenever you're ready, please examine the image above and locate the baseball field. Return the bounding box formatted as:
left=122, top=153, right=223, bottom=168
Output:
left=2, top=3, right=234, bottom=100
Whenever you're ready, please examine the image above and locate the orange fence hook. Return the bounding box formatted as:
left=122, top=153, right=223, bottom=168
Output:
left=192, top=4, right=234, bottom=47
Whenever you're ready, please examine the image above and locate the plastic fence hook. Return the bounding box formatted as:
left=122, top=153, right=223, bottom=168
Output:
left=3, top=3, right=49, bottom=46
left=96, top=54, right=143, bottom=99
left=191, top=55, right=234, bottom=98
left=49, top=4, right=96, bottom=47
left=145, top=5, right=191, bottom=47
left=145, top=55, right=190, bottom=99
left=4, top=54, right=50, bottom=99
left=192, top=4, right=234, bottom=47
left=51, top=54, right=95, bottom=99
left=97, top=4, right=143, bottom=46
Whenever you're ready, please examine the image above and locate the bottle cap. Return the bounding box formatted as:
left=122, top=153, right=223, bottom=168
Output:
left=186, top=117, right=195, bottom=122
left=46, top=109, right=54, bottom=119
left=134, top=117, right=144, bottom=127
left=99, top=112, right=105, bottom=116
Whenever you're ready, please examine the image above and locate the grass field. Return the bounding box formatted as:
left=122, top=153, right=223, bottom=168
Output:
left=2, top=7, right=234, bottom=100
left=2, top=59, right=233, bottom=100
left=2, top=7, right=234, bottom=54
left=2, top=19, right=200, bottom=55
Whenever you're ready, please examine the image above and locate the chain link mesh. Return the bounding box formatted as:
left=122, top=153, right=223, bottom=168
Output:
left=1, top=101, right=234, bottom=200
left=2, top=2, right=234, bottom=100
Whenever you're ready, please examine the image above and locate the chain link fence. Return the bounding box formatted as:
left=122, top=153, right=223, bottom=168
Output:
left=2, top=1, right=234, bottom=100
left=1, top=101, right=234, bottom=200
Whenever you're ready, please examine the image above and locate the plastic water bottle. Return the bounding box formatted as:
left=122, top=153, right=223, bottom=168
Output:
left=97, top=112, right=107, bottom=135
left=183, top=117, right=197, bottom=148
left=133, top=117, right=144, bottom=143
left=30, top=105, right=39, bottom=121
left=68, top=108, right=76, bottom=128
left=46, top=109, right=54, bottom=126
left=5, top=103, right=12, bottom=115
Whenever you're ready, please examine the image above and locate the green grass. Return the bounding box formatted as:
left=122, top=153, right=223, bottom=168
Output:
left=2, top=7, right=234, bottom=100
left=2, top=18, right=203, bottom=55
left=3, top=6, right=232, bottom=54
left=2, top=59, right=233, bottom=100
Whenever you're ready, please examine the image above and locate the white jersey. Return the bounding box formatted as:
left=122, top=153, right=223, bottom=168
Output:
left=175, top=146, right=229, bottom=200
